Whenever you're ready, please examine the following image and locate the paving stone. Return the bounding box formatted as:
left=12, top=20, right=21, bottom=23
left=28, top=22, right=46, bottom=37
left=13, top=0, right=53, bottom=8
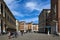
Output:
left=0, top=33, right=60, bottom=40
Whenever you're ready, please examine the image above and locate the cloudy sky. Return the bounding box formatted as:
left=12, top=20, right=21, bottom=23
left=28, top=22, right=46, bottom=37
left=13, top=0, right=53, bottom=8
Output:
left=4, top=0, right=50, bottom=24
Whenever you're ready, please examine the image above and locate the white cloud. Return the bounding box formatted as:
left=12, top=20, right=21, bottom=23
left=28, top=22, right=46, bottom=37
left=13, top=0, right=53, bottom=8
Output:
left=12, top=11, right=24, bottom=17
left=25, top=2, right=50, bottom=11
left=4, top=0, right=24, bottom=17
left=4, top=0, right=18, bottom=10
left=25, top=2, right=40, bottom=11
left=4, top=0, right=50, bottom=23
left=26, top=2, right=36, bottom=9
left=4, top=0, right=14, bottom=5
left=20, top=17, right=38, bottom=23
left=40, top=4, right=50, bottom=9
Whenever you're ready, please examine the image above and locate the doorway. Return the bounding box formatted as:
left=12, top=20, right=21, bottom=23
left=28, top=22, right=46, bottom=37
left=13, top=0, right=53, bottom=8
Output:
left=45, top=27, right=51, bottom=34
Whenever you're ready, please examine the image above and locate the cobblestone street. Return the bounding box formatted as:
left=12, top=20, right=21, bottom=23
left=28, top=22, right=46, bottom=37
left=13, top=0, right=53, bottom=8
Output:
left=0, top=33, right=60, bottom=40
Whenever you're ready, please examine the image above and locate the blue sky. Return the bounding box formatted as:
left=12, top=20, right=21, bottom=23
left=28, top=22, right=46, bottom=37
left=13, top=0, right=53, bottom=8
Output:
left=4, top=0, right=50, bottom=24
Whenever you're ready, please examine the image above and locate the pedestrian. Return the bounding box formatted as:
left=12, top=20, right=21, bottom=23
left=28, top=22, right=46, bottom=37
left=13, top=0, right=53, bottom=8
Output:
left=8, top=31, right=14, bottom=39
left=21, top=30, right=24, bottom=36
left=8, top=31, right=11, bottom=39
left=14, top=31, right=18, bottom=38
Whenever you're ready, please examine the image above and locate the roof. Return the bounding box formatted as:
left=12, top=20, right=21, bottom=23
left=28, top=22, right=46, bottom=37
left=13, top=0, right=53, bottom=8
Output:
left=38, top=9, right=51, bottom=17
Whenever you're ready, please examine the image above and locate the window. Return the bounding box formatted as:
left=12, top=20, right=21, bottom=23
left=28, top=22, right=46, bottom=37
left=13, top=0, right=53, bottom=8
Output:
left=54, top=5, right=56, bottom=13
left=0, top=4, right=1, bottom=14
left=3, top=7, right=5, bottom=17
left=54, top=5, right=56, bottom=16
left=1, top=4, right=3, bottom=13
left=53, top=5, right=56, bottom=13
left=46, top=10, right=50, bottom=17
left=6, top=14, right=9, bottom=21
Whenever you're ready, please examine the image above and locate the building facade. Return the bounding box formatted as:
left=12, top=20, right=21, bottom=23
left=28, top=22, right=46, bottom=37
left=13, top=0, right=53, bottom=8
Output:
left=26, top=22, right=33, bottom=32
left=32, top=24, right=38, bottom=32
left=51, top=0, right=60, bottom=35
left=19, top=21, right=39, bottom=33
left=19, top=21, right=33, bottom=33
left=16, top=20, right=19, bottom=32
left=38, top=9, right=51, bottom=33
left=19, top=21, right=26, bottom=32
left=0, top=0, right=16, bottom=34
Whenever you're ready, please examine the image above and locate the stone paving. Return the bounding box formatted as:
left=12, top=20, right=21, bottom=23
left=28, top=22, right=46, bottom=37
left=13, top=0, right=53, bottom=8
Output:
left=0, top=33, right=60, bottom=40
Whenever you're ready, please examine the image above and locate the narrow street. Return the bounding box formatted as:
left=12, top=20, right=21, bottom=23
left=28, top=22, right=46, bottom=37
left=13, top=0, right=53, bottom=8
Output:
left=0, top=0, right=60, bottom=40
left=0, top=33, right=60, bottom=40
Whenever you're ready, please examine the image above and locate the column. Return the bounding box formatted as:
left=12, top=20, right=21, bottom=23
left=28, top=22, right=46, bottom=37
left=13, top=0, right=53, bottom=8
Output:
left=1, top=20, right=3, bottom=34
left=48, top=28, right=50, bottom=35
left=0, top=19, right=1, bottom=34
left=56, top=22, right=58, bottom=34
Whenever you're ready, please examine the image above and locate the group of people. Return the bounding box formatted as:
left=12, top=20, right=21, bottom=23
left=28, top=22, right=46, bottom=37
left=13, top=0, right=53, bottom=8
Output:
left=7, top=29, right=27, bottom=39
left=8, top=30, right=17, bottom=39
